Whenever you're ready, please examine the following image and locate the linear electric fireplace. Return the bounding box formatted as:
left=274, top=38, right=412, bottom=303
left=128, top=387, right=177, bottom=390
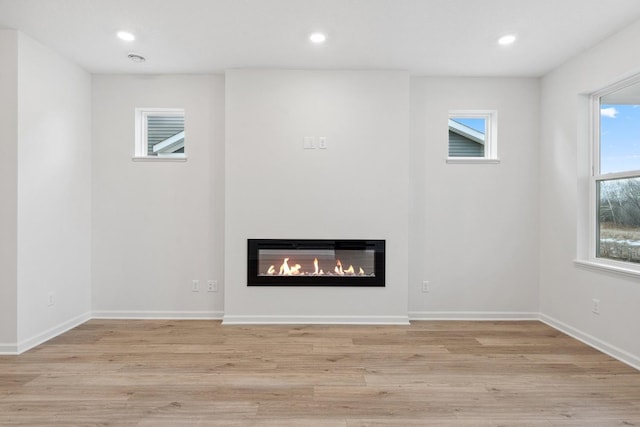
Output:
left=248, top=239, right=385, bottom=286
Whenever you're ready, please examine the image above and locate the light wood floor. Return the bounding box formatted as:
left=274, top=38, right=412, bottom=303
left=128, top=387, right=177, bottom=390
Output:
left=1, top=320, right=639, bottom=426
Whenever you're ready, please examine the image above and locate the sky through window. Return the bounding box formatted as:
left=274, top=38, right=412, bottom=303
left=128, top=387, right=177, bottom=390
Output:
left=600, top=104, right=640, bottom=174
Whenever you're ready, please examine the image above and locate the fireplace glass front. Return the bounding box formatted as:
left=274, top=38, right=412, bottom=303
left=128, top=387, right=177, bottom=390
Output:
left=248, top=239, right=385, bottom=286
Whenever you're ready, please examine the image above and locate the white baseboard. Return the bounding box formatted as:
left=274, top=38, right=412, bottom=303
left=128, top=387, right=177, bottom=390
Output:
left=6, top=311, right=92, bottom=355
left=409, top=311, right=539, bottom=320
left=539, top=313, right=640, bottom=371
left=0, top=342, right=18, bottom=355
left=222, top=314, right=410, bottom=325
left=92, top=310, right=224, bottom=320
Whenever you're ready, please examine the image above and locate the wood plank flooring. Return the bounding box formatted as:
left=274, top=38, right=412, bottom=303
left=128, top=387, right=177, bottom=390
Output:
left=1, top=320, right=639, bottom=426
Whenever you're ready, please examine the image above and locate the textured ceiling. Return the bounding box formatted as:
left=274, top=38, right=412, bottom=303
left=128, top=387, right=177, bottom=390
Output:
left=1, top=0, right=640, bottom=76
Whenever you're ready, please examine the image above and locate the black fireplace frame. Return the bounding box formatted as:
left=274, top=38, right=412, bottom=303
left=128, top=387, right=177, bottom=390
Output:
left=247, top=239, right=385, bottom=286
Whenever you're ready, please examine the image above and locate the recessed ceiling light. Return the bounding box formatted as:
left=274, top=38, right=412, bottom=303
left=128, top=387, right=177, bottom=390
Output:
left=309, top=32, right=327, bottom=44
left=498, top=34, right=516, bottom=46
left=117, top=31, right=135, bottom=42
left=127, top=52, right=146, bottom=63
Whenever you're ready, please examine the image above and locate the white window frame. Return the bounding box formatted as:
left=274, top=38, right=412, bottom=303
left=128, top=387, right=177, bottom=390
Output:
left=447, top=110, right=499, bottom=164
left=583, top=74, right=640, bottom=277
left=133, top=108, right=186, bottom=162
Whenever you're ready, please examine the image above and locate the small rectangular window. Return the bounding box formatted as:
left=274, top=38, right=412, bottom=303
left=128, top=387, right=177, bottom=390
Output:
left=134, top=108, right=185, bottom=160
left=447, top=110, right=498, bottom=163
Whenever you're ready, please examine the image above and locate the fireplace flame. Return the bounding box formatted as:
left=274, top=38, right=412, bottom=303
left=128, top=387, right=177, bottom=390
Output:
left=275, top=258, right=301, bottom=275
left=278, top=258, right=290, bottom=275
left=264, top=257, right=371, bottom=277
left=334, top=260, right=357, bottom=275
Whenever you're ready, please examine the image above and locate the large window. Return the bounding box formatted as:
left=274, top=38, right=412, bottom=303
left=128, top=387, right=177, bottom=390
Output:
left=593, top=77, right=640, bottom=266
left=134, top=108, right=186, bottom=160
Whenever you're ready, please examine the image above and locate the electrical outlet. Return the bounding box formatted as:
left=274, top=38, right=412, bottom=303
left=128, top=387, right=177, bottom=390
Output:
left=318, top=137, right=327, bottom=149
left=192, top=280, right=199, bottom=292
left=207, top=280, right=218, bottom=292
left=422, top=281, right=430, bottom=293
left=592, top=298, right=600, bottom=315
left=47, top=292, right=54, bottom=307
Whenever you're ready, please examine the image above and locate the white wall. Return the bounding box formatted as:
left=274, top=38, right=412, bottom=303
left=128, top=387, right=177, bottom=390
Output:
left=91, top=75, right=225, bottom=318
left=224, top=69, right=410, bottom=323
left=0, top=30, right=18, bottom=350
left=15, top=33, right=92, bottom=350
left=409, top=77, right=540, bottom=318
left=540, top=19, right=640, bottom=368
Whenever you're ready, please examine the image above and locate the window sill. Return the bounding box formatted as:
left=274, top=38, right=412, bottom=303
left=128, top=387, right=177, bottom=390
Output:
left=132, top=156, right=187, bottom=162
left=446, top=157, right=500, bottom=164
left=574, top=259, right=640, bottom=280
